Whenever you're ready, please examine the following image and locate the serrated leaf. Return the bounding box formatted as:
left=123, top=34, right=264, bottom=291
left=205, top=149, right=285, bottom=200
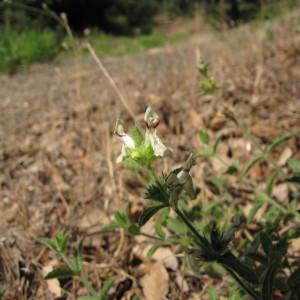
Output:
left=265, top=171, right=279, bottom=196
left=241, top=155, right=263, bottom=177
left=144, top=177, right=169, bottom=204
left=44, top=267, right=74, bottom=280
left=147, top=244, right=161, bottom=258
left=139, top=204, right=167, bottom=226
left=99, top=277, right=115, bottom=300
left=288, top=158, right=300, bottom=173
left=199, top=130, right=210, bottom=145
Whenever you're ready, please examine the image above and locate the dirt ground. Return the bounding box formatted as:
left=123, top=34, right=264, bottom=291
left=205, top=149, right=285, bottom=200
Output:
left=1, top=12, right=300, bottom=300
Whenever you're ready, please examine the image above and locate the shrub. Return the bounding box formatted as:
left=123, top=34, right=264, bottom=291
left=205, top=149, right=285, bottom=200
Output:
left=0, top=29, right=59, bottom=74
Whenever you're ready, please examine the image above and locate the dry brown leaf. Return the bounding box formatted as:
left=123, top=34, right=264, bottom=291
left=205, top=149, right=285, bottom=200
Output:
left=290, top=238, right=300, bottom=254
left=176, top=273, right=189, bottom=292
left=141, top=262, right=169, bottom=300
left=278, top=147, right=293, bottom=166
left=42, top=260, right=62, bottom=298
left=143, top=246, right=178, bottom=271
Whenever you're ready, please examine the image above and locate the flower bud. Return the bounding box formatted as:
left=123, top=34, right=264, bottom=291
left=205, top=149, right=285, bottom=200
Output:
left=144, top=106, right=160, bottom=129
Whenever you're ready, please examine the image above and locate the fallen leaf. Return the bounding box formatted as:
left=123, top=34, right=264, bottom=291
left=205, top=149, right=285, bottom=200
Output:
left=141, top=262, right=169, bottom=300
left=42, top=260, right=62, bottom=297
left=278, top=147, right=293, bottom=166
left=144, top=246, right=178, bottom=271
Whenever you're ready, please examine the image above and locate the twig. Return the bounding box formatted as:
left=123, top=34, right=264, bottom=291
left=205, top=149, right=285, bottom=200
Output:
left=85, top=42, right=136, bottom=122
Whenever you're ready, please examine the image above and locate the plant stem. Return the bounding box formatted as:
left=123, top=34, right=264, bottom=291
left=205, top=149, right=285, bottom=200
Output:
left=80, top=274, right=97, bottom=296
left=223, top=265, right=261, bottom=300
left=233, top=120, right=286, bottom=177
left=140, top=232, right=165, bottom=241
left=147, top=165, right=159, bottom=182
left=173, top=205, right=208, bottom=247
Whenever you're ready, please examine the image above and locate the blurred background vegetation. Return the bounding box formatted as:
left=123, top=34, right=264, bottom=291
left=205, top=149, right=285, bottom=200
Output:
left=0, top=0, right=298, bottom=74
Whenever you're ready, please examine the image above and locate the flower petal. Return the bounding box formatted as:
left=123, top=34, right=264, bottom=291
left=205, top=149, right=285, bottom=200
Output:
left=145, top=129, right=167, bottom=157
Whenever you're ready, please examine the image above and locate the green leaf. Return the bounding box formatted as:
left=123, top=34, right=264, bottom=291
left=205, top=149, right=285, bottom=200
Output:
left=208, top=286, right=219, bottom=300
left=0, top=288, right=5, bottom=300
left=73, top=239, right=83, bottom=274
left=123, top=157, right=142, bottom=173
left=166, top=217, right=187, bottom=235
left=129, top=125, right=144, bottom=146
left=44, top=267, right=74, bottom=280
left=144, top=177, right=169, bottom=204
left=266, top=133, right=293, bottom=153
left=138, top=204, right=167, bottom=226
left=265, top=171, right=279, bottom=196
left=99, top=277, right=115, bottom=300
left=206, top=177, right=226, bottom=195
left=241, top=155, right=263, bottom=177
left=261, top=264, right=277, bottom=300
left=287, top=268, right=300, bottom=288
left=260, top=232, right=273, bottom=256
left=247, top=201, right=263, bottom=223
left=197, top=136, right=221, bottom=158
left=199, top=130, right=210, bottom=145
left=38, top=237, right=58, bottom=253
left=247, top=252, right=267, bottom=265
left=128, top=224, right=140, bottom=235
left=146, top=244, right=160, bottom=258
left=78, top=297, right=99, bottom=300
left=155, top=218, right=166, bottom=238
left=102, top=222, right=121, bottom=231
left=56, top=231, right=69, bottom=254
left=114, top=211, right=129, bottom=228
left=219, top=253, right=259, bottom=285
left=38, top=231, right=69, bottom=254
left=288, top=158, right=300, bottom=173
left=225, top=164, right=239, bottom=175
left=284, top=175, right=300, bottom=183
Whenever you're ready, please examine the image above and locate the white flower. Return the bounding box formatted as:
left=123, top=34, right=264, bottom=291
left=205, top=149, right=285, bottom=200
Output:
left=145, top=128, right=167, bottom=157
left=144, top=106, right=167, bottom=157
left=115, top=120, right=135, bottom=163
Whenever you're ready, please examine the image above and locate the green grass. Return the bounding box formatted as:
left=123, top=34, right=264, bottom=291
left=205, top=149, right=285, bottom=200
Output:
left=59, top=30, right=187, bottom=59
left=0, top=29, right=59, bottom=74
left=0, top=28, right=187, bottom=74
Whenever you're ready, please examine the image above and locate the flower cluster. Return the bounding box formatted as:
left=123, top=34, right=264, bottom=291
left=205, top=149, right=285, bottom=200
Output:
left=115, top=107, right=167, bottom=166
